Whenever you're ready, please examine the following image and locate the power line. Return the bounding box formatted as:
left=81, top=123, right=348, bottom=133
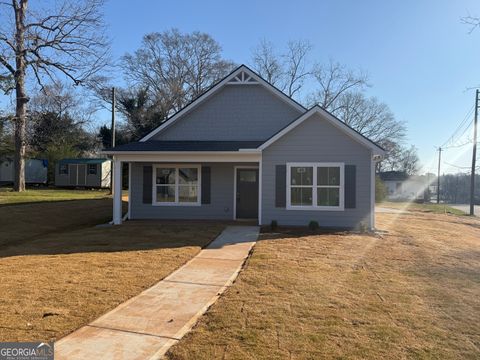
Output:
left=440, top=104, right=474, bottom=148
left=443, top=138, right=473, bottom=149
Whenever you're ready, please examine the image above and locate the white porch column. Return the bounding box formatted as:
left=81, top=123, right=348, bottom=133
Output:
left=113, top=157, right=123, bottom=225
left=370, top=154, right=375, bottom=231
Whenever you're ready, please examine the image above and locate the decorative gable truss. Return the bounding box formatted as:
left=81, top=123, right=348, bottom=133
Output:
left=226, top=71, right=259, bottom=85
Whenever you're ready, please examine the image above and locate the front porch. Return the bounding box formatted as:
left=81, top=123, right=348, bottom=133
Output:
left=111, top=152, right=262, bottom=225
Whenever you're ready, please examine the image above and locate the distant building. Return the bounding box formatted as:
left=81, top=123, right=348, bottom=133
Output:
left=55, top=158, right=111, bottom=188
left=0, top=157, right=48, bottom=185
left=379, top=171, right=434, bottom=201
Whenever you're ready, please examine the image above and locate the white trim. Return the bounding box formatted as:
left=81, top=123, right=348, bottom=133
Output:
left=105, top=152, right=261, bottom=164
left=112, top=158, right=122, bottom=225
left=286, top=162, right=345, bottom=211
left=102, top=150, right=261, bottom=155
left=233, top=165, right=260, bottom=220
left=259, top=106, right=385, bottom=156
left=139, top=65, right=305, bottom=142
left=152, top=164, right=201, bottom=206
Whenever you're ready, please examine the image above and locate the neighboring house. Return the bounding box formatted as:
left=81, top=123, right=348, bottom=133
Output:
left=104, top=65, right=385, bottom=229
left=0, top=157, right=48, bottom=185
left=380, top=171, right=433, bottom=201
left=55, top=158, right=111, bottom=188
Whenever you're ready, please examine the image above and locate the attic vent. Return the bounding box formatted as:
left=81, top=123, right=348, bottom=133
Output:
left=227, top=71, right=259, bottom=85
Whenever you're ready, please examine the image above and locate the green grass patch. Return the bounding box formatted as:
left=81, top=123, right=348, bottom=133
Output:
left=0, top=187, right=110, bottom=205
left=380, top=201, right=465, bottom=216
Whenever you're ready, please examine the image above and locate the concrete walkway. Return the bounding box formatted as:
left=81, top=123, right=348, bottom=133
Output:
left=55, top=226, right=259, bottom=360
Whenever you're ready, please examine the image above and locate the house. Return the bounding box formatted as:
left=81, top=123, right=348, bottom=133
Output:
left=55, top=158, right=111, bottom=188
left=0, top=157, right=48, bottom=185
left=379, top=171, right=433, bottom=201
left=104, top=65, right=385, bottom=229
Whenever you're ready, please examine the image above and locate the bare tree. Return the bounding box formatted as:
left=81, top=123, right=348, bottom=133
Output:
left=121, top=29, right=235, bottom=121
left=461, top=14, right=480, bottom=34
left=333, top=91, right=406, bottom=146
left=283, top=40, right=312, bottom=97
left=379, top=143, right=419, bottom=175
left=308, top=60, right=369, bottom=111
left=251, top=39, right=283, bottom=86
left=0, top=0, right=109, bottom=191
left=251, top=39, right=312, bottom=98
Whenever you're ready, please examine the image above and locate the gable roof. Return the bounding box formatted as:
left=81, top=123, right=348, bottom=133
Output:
left=258, top=105, right=386, bottom=155
left=139, top=64, right=306, bottom=142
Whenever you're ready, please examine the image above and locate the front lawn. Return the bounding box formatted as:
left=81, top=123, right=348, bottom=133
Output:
left=167, top=210, right=480, bottom=359
left=0, top=193, right=224, bottom=342
left=0, top=187, right=110, bottom=205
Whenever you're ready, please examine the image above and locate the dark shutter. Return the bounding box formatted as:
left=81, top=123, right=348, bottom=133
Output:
left=201, top=166, right=211, bottom=204
left=275, top=165, right=286, bottom=208
left=143, top=166, right=152, bottom=204
left=344, top=165, right=356, bottom=209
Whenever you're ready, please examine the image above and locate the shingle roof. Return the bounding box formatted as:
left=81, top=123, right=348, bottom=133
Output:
left=59, top=158, right=110, bottom=164
left=379, top=171, right=409, bottom=181
left=104, top=141, right=264, bottom=152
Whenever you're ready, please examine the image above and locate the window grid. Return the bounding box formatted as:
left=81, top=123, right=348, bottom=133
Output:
left=153, top=165, right=201, bottom=206
left=287, top=163, right=344, bottom=211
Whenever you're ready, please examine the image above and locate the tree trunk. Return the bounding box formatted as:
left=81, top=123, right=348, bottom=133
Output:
left=13, top=0, right=28, bottom=192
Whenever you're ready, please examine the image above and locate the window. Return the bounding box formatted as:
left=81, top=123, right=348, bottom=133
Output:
left=88, top=164, right=97, bottom=175
left=59, top=164, right=68, bottom=175
left=287, top=163, right=344, bottom=210
left=153, top=165, right=201, bottom=206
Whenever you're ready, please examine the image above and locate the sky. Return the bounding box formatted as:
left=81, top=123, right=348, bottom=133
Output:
left=5, top=0, right=480, bottom=174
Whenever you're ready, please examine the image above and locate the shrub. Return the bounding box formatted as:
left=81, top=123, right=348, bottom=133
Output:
left=358, top=222, right=368, bottom=233
left=375, top=176, right=387, bottom=203
left=308, top=220, right=319, bottom=231
left=270, top=220, right=278, bottom=231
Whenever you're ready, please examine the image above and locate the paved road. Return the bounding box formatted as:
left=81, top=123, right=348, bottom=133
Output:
left=450, top=204, right=480, bottom=216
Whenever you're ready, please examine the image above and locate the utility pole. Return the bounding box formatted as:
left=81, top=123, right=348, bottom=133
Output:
left=437, top=147, right=442, bottom=204
left=470, top=89, right=479, bottom=215
left=111, top=87, right=116, bottom=149
left=110, top=87, right=116, bottom=195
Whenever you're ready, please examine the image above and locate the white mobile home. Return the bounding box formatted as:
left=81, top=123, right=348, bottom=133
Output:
left=55, top=158, right=111, bottom=188
left=0, top=158, right=48, bottom=185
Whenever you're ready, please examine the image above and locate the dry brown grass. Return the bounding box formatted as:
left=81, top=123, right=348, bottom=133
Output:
left=0, top=198, right=224, bottom=342
left=0, top=198, right=115, bottom=246
left=167, top=211, right=480, bottom=359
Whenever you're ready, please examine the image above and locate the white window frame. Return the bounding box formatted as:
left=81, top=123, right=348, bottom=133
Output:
left=286, top=162, right=344, bottom=211
left=152, top=164, right=201, bottom=206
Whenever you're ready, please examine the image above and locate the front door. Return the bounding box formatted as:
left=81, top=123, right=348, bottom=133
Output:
left=236, top=168, right=259, bottom=219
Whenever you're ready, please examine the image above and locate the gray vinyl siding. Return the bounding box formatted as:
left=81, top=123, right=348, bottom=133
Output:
left=130, top=162, right=257, bottom=220
left=261, top=113, right=372, bottom=229
left=151, top=85, right=302, bottom=141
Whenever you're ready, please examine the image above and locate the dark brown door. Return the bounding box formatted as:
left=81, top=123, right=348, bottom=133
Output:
left=236, top=169, right=259, bottom=219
